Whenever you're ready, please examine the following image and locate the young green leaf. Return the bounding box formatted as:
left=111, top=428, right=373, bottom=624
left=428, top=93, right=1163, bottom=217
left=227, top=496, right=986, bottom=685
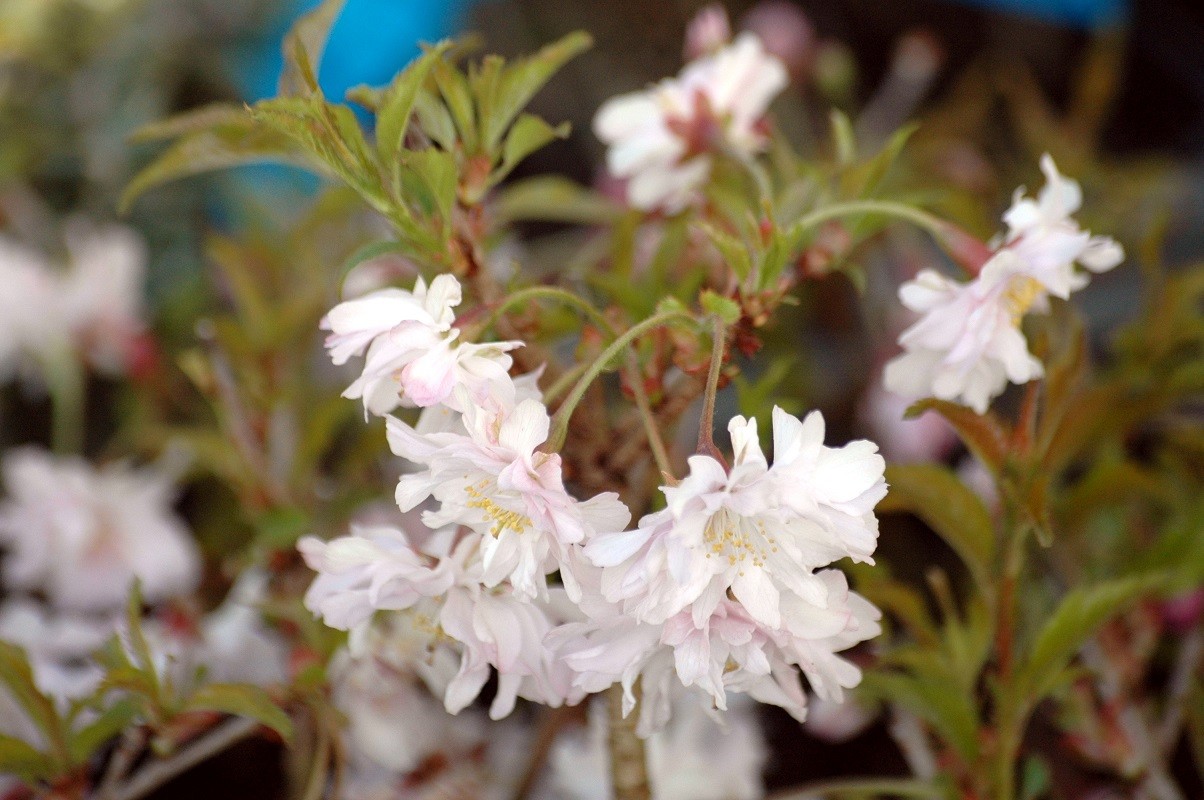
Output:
left=0, top=643, right=66, bottom=763
left=375, top=42, right=452, bottom=166
left=0, top=734, right=57, bottom=785
left=279, top=0, right=347, bottom=96
left=1017, top=572, right=1165, bottom=702
left=67, top=699, right=138, bottom=764
left=184, top=684, right=294, bottom=742
left=488, top=114, right=570, bottom=191
left=484, top=31, right=592, bottom=152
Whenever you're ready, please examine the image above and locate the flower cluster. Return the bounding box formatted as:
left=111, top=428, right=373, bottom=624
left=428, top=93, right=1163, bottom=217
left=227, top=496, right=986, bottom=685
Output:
left=884, top=155, right=1123, bottom=413
left=556, top=408, right=884, bottom=733
left=304, top=272, right=886, bottom=736
left=594, top=31, right=787, bottom=212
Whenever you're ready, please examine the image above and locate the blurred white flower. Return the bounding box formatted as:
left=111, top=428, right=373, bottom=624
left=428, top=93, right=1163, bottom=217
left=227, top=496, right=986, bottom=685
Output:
left=858, top=376, right=956, bottom=463
left=585, top=407, right=883, bottom=630
left=803, top=692, right=876, bottom=743
left=193, top=569, right=290, bottom=686
left=884, top=156, right=1122, bottom=414
left=594, top=32, right=787, bottom=212
left=883, top=250, right=1045, bottom=414
left=542, top=694, right=766, bottom=800
left=0, top=237, right=59, bottom=380
left=388, top=396, right=630, bottom=602
left=322, top=274, right=520, bottom=415
left=1002, top=154, right=1124, bottom=294
left=0, top=447, right=200, bottom=611
left=59, top=221, right=147, bottom=375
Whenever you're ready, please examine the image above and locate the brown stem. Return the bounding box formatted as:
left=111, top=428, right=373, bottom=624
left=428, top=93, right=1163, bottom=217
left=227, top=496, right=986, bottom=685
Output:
left=606, top=685, right=650, bottom=800
left=103, top=717, right=261, bottom=800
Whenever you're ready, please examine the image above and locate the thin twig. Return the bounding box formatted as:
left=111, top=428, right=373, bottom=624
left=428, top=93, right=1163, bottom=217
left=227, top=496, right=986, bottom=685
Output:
left=695, top=316, right=727, bottom=461
left=1156, top=628, right=1204, bottom=755
left=104, top=716, right=262, bottom=800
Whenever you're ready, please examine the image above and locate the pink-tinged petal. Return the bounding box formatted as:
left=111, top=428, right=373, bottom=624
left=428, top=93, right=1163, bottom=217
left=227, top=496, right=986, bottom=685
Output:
left=497, top=398, right=551, bottom=455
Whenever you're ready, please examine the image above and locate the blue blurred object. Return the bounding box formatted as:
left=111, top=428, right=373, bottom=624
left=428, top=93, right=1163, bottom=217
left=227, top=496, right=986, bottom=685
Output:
left=950, top=0, right=1127, bottom=27
left=236, top=0, right=481, bottom=102
left=222, top=0, right=479, bottom=214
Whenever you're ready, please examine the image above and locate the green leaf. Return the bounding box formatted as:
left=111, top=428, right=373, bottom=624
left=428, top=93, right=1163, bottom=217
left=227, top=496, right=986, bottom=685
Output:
left=1017, top=573, right=1165, bottom=702
left=128, top=103, right=247, bottom=143
left=67, top=699, right=138, bottom=764
left=375, top=42, right=452, bottom=166
left=700, top=223, right=753, bottom=281
left=432, top=57, right=477, bottom=151
left=484, top=31, right=592, bottom=151
left=861, top=665, right=981, bottom=763
left=184, top=684, right=293, bottom=742
left=0, top=734, right=57, bottom=784
left=829, top=110, right=856, bottom=165
left=879, top=464, right=996, bottom=596
left=404, top=147, right=459, bottom=222
left=412, top=90, right=458, bottom=151
left=494, top=175, right=620, bottom=225
left=122, top=123, right=307, bottom=212
left=487, top=114, right=569, bottom=191
left=699, top=289, right=742, bottom=325
left=0, top=643, right=66, bottom=760
left=279, top=0, right=346, bottom=96
left=905, top=398, right=1010, bottom=475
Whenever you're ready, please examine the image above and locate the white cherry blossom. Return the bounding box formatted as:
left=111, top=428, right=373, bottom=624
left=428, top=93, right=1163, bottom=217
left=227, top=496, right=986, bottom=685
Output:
left=885, top=156, right=1123, bottom=414
left=321, top=273, right=520, bottom=415
left=387, top=396, right=630, bottom=602
left=0, top=447, right=200, bottom=612
left=585, top=407, right=883, bottom=629
left=1002, top=154, right=1124, bottom=295
left=883, top=250, right=1045, bottom=414
left=594, top=32, right=787, bottom=212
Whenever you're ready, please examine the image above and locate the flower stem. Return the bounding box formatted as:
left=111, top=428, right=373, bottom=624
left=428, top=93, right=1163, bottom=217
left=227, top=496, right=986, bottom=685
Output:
left=696, top=316, right=728, bottom=461
left=606, top=685, right=650, bottom=800
left=792, top=199, right=952, bottom=250
left=545, top=310, right=694, bottom=452
left=624, top=350, right=673, bottom=478
left=473, top=285, right=616, bottom=338
left=44, top=350, right=85, bottom=455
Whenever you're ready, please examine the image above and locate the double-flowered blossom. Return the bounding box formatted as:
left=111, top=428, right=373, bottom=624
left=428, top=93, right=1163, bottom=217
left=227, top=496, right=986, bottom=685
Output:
left=594, top=32, right=787, bottom=212
left=884, top=155, right=1123, bottom=413
left=552, top=570, right=880, bottom=736
left=585, top=407, right=884, bottom=628
left=387, top=394, right=631, bottom=602
left=300, top=522, right=583, bottom=720
left=322, top=274, right=520, bottom=416
left=555, top=407, right=883, bottom=733
left=0, top=447, right=200, bottom=612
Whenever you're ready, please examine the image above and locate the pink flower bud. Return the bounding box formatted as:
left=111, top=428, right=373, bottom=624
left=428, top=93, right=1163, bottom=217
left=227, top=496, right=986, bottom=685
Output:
left=741, top=1, right=816, bottom=81
left=684, top=4, right=731, bottom=60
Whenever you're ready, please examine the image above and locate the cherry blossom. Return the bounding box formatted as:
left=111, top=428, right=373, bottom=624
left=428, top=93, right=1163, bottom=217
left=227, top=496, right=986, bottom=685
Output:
left=0, top=447, right=200, bottom=612
left=322, top=273, right=521, bottom=415
left=584, top=407, right=884, bottom=629
left=594, top=32, right=787, bottom=212
left=387, top=395, right=631, bottom=602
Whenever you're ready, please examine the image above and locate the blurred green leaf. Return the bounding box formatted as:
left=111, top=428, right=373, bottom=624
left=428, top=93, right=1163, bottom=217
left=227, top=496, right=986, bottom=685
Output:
left=483, top=31, right=591, bottom=152
left=489, top=114, right=570, bottom=191
left=0, top=734, right=57, bottom=785
left=905, top=399, right=1009, bottom=475
left=495, top=175, right=620, bottom=225
left=67, top=699, right=138, bottom=764
left=279, top=0, right=346, bottom=97
left=0, top=643, right=66, bottom=763
left=1017, top=572, right=1165, bottom=702
left=184, top=684, right=293, bottom=742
